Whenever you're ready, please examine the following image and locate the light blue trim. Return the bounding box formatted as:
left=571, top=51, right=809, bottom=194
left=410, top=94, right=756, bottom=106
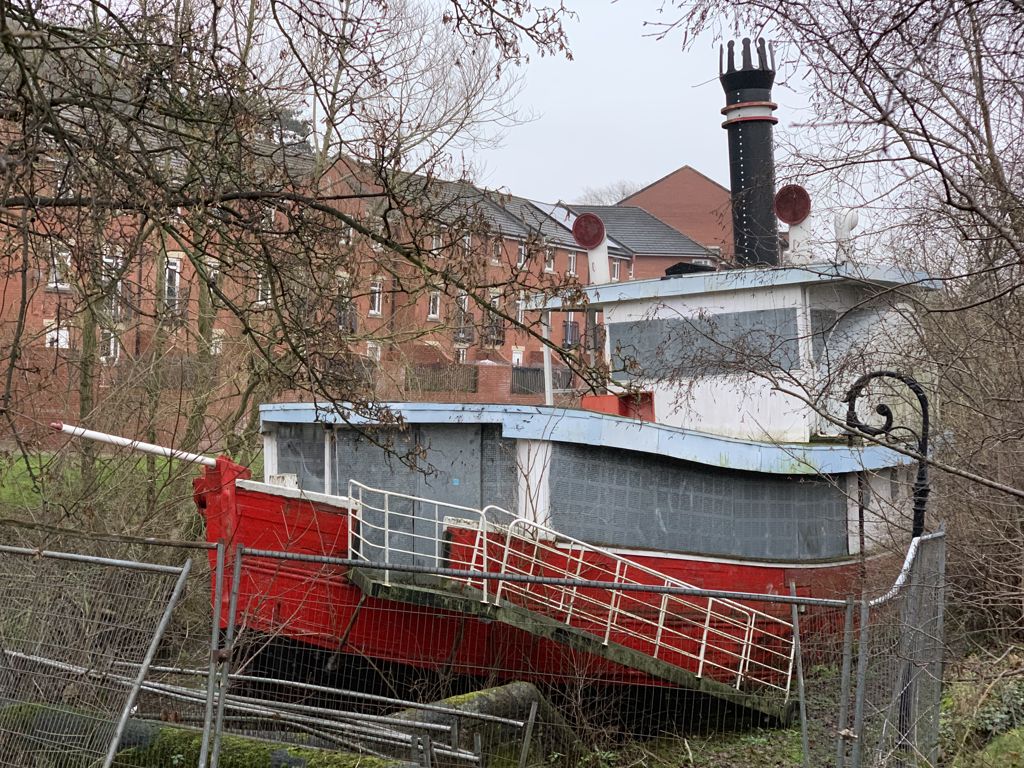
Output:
left=529, top=261, right=939, bottom=310
left=260, top=401, right=910, bottom=476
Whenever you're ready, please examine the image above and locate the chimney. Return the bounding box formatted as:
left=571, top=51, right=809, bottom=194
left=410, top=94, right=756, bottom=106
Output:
left=720, top=37, right=779, bottom=267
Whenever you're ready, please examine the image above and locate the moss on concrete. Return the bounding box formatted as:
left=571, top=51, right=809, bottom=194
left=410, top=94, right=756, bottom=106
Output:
left=113, top=726, right=404, bottom=767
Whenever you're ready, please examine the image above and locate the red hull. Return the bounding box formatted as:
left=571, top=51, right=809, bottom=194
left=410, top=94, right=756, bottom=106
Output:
left=196, top=460, right=860, bottom=689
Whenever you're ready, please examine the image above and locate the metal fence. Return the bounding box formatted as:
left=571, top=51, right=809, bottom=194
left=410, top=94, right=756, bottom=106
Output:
left=0, top=520, right=945, bottom=768
left=0, top=543, right=191, bottom=768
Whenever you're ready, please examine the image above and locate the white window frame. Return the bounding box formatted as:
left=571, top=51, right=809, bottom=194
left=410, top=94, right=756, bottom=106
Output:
left=210, top=328, right=225, bottom=355
left=165, top=255, right=183, bottom=313
left=511, top=348, right=524, bottom=367
left=368, top=279, right=384, bottom=316
left=427, top=290, right=441, bottom=321
left=517, top=241, right=527, bottom=267
left=610, top=259, right=621, bottom=282
left=99, top=327, right=120, bottom=363
left=366, top=341, right=381, bottom=363
left=628, top=258, right=635, bottom=280
left=340, top=225, right=353, bottom=247
left=255, top=270, right=271, bottom=306
left=102, top=248, right=126, bottom=323
left=432, top=230, right=443, bottom=252
left=491, top=238, right=502, bottom=265
left=48, top=244, right=72, bottom=291
left=516, top=293, right=526, bottom=325
left=455, top=347, right=468, bottom=364
left=544, top=246, right=555, bottom=273
left=567, top=251, right=578, bottom=276
left=461, top=232, right=472, bottom=257
left=44, top=318, right=70, bottom=349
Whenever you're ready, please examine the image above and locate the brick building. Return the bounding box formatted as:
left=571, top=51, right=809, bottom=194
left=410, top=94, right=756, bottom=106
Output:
left=618, top=165, right=734, bottom=263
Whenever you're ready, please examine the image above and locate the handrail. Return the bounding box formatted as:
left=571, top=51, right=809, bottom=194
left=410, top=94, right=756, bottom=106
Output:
left=344, top=479, right=796, bottom=692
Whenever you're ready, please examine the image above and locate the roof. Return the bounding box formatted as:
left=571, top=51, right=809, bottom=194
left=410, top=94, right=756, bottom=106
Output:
left=532, top=261, right=940, bottom=310
left=568, top=205, right=711, bottom=257
left=260, top=401, right=910, bottom=476
left=620, top=164, right=730, bottom=204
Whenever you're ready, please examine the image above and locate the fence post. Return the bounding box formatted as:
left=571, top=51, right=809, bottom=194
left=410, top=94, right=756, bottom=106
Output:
left=199, top=541, right=226, bottom=768
left=789, top=582, right=810, bottom=768
left=850, top=597, right=871, bottom=768
left=102, top=559, right=193, bottom=768
left=835, top=597, right=856, bottom=768
left=210, top=546, right=245, bottom=768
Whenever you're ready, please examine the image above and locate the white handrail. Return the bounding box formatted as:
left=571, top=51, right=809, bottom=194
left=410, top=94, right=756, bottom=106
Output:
left=344, top=479, right=795, bottom=692
left=51, top=421, right=217, bottom=467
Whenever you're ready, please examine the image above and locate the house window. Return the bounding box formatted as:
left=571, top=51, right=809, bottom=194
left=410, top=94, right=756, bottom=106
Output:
left=456, top=292, right=470, bottom=317
left=102, top=249, right=126, bottom=323
left=255, top=270, right=272, bottom=306
left=44, top=318, right=70, bottom=349
left=516, top=293, right=526, bottom=324
left=427, top=291, right=441, bottom=320
left=432, top=230, right=443, bottom=252
left=48, top=244, right=72, bottom=291
left=366, top=341, right=381, bottom=363
left=210, top=328, right=225, bottom=355
left=628, top=259, right=635, bottom=280
left=340, top=225, right=353, bottom=247
left=517, top=241, right=527, bottom=267
left=461, top=232, right=472, bottom=257
left=368, top=279, right=383, bottom=316
left=511, top=348, right=524, bottom=367
left=455, top=347, right=468, bottom=364
left=567, top=251, right=578, bottom=276
left=371, top=222, right=384, bottom=251
left=544, top=246, right=555, bottom=273
left=99, top=328, right=120, bottom=363
left=165, top=256, right=183, bottom=313
left=491, top=238, right=502, bottom=264
left=610, top=259, right=621, bottom=281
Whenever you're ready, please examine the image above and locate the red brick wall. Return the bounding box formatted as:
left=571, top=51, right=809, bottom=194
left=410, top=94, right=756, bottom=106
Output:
left=621, top=166, right=733, bottom=262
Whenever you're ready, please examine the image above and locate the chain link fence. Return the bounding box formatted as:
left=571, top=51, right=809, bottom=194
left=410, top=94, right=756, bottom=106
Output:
left=0, top=519, right=945, bottom=767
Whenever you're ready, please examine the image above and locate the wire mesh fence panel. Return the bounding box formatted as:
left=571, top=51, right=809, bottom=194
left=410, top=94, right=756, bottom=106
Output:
left=0, top=545, right=190, bottom=768
left=850, top=533, right=946, bottom=768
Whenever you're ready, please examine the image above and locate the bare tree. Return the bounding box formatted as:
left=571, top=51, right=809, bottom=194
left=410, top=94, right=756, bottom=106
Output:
left=575, top=180, right=641, bottom=206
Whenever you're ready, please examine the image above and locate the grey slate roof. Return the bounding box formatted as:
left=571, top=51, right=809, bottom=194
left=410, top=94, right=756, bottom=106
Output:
left=567, top=205, right=711, bottom=258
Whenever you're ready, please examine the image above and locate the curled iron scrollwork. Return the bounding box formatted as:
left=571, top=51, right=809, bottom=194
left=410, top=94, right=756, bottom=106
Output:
left=842, top=370, right=930, bottom=538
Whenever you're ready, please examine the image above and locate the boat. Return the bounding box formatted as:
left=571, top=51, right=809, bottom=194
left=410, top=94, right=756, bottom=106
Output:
left=50, top=38, right=934, bottom=723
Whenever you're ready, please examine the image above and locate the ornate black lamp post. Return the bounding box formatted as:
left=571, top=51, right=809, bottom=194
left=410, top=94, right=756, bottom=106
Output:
left=843, top=371, right=931, bottom=538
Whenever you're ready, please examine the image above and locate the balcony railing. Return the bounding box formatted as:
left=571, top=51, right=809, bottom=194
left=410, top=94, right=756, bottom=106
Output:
left=335, top=302, right=359, bottom=334
left=480, top=321, right=505, bottom=347
left=511, top=366, right=573, bottom=395
left=405, top=364, right=478, bottom=393
left=562, top=320, right=580, bottom=349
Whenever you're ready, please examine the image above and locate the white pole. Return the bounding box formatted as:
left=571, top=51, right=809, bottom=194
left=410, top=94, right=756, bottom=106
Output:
left=542, top=311, right=554, bottom=406
left=50, top=421, right=217, bottom=467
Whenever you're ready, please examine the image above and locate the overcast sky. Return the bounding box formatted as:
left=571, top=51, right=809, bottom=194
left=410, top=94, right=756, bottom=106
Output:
left=469, top=6, right=806, bottom=205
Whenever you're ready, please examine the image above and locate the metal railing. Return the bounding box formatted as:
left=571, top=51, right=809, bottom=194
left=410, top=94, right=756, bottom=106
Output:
left=347, top=481, right=794, bottom=693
